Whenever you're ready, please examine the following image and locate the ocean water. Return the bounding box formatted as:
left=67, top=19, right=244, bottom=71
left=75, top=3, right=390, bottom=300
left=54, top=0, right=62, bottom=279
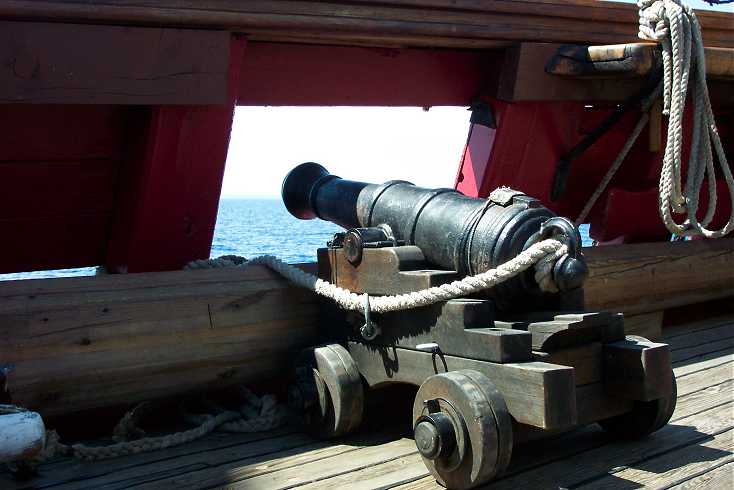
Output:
left=211, top=198, right=342, bottom=263
left=0, top=198, right=591, bottom=280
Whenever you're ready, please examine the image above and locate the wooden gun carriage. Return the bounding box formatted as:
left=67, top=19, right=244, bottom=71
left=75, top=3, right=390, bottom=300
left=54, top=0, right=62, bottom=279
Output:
left=282, top=163, right=677, bottom=489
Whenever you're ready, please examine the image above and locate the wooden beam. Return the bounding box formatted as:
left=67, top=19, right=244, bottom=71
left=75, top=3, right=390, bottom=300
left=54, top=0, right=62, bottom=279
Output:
left=498, top=43, right=734, bottom=104
left=0, top=265, right=319, bottom=418
left=547, top=44, right=734, bottom=81
left=584, top=239, right=734, bottom=316
left=106, top=37, right=245, bottom=273
left=348, top=341, right=577, bottom=430
left=238, top=42, right=499, bottom=107
left=0, top=21, right=228, bottom=105
left=0, top=1, right=730, bottom=48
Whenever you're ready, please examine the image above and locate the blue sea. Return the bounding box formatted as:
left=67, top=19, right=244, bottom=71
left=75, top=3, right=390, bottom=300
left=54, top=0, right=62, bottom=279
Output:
left=0, top=198, right=590, bottom=280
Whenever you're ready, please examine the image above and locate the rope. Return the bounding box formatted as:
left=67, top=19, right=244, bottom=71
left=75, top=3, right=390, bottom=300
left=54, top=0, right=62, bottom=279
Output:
left=15, top=388, right=286, bottom=464
left=244, top=238, right=567, bottom=313
left=577, top=1, right=733, bottom=238
left=638, top=0, right=733, bottom=237
left=183, top=255, right=248, bottom=269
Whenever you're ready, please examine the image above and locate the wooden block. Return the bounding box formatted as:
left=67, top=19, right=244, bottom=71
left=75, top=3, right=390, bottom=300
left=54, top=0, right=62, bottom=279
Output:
left=624, top=311, right=663, bottom=340
left=547, top=43, right=734, bottom=81
left=536, top=342, right=604, bottom=386
left=497, top=311, right=624, bottom=351
left=575, top=383, right=634, bottom=426
left=463, top=328, right=533, bottom=363
left=377, top=299, right=532, bottom=363
left=318, top=246, right=457, bottom=295
left=348, top=342, right=577, bottom=430
left=604, top=337, right=673, bottom=401
left=0, top=21, right=229, bottom=104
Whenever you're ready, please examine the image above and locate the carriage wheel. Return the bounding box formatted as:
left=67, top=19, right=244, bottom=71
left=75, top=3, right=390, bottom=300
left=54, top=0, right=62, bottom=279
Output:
left=289, top=344, right=364, bottom=438
left=412, top=370, right=513, bottom=490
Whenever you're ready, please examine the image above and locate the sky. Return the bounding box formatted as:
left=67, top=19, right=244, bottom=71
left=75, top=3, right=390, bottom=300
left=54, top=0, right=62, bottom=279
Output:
left=221, top=106, right=471, bottom=197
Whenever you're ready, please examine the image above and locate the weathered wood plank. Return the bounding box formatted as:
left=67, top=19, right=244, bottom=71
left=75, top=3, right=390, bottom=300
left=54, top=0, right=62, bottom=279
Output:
left=1, top=428, right=296, bottom=489
left=624, top=311, right=663, bottom=340
left=483, top=401, right=734, bottom=490
left=136, top=435, right=411, bottom=490
left=583, top=239, right=734, bottom=316
left=547, top=44, right=734, bottom=80
left=668, top=461, right=734, bottom=490
left=664, top=315, right=734, bottom=342
left=0, top=21, right=228, bottom=104
left=576, top=429, right=734, bottom=489
left=0, top=1, right=730, bottom=48
left=0, top=266, right=319, bottom=417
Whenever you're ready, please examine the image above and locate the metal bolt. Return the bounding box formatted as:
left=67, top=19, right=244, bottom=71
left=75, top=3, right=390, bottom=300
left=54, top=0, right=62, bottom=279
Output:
left=414, top=412, right=456, bottom=460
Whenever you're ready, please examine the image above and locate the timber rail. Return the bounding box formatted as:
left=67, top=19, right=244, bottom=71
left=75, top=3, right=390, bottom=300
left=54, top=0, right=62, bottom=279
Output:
left=0, top=1, right=732, bottom=49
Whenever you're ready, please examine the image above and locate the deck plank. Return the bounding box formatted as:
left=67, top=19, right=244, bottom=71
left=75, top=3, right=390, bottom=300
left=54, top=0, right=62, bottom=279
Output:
left=668, top=460, right=734, bottom=489
left=575, top=429, right=734, bottom=489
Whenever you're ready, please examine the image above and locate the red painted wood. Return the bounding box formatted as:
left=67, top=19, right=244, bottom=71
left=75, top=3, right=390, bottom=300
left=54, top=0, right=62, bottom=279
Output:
left=461, top=98, right=733, bottom=243
left=0, top=160, right=118, bottom=220
left=0, top=105, right=127, bottom=161
left=106, top=37, right=246, bottom=273
left=455, top=123, right=496, bottom=196
left=238, top=42, right=498, bottom=106
left=0, top=216, right=110, bottom=273
left=455, top=100, right=579, bottom=204
left=0, top=105, right=127, bottom=273
left=597, top=181, right=733, bottom=243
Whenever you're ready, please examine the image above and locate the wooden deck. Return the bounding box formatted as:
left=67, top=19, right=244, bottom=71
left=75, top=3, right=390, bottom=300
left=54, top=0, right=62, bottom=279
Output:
left=3, top=315, right=733, bottom=489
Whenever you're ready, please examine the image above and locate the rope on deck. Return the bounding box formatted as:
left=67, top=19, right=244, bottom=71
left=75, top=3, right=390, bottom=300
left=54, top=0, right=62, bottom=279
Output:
left=5, top=388, right=286, bottom=470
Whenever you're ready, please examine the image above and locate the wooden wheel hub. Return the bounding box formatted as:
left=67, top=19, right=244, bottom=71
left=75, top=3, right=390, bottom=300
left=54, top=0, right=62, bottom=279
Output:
left=413, top=370, right=513, bottom=490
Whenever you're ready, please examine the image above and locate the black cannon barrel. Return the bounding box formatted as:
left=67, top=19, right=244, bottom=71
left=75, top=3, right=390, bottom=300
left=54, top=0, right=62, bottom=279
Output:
left=282, top=162, right=582, bottom=303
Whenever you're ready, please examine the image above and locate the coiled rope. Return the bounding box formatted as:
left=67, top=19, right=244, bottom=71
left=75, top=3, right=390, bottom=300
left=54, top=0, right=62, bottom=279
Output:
left=7, top=388, right=285, bottom=467
left=578, top=0, right=734, bottom=238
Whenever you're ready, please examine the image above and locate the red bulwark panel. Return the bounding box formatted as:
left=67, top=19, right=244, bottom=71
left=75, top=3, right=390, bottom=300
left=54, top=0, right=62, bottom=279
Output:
left=106, top=38, right=247, bottom=273
left=0, top=105, right=127, bottom=273
left=238, top=42, right=498, bottom=106
left=456, top=99, right=733, bottom=243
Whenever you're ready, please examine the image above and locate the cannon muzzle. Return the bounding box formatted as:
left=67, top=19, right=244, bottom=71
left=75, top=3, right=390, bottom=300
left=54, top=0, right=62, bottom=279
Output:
left=282, top=162, right=586, bottom=301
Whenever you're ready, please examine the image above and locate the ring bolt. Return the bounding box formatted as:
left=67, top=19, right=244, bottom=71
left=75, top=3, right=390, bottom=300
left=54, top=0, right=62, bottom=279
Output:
left=414, top=412, right=456, bottom=460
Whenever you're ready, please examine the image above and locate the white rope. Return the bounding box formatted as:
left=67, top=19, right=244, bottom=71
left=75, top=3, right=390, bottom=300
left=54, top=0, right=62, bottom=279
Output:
left=14, top=388, right=286, bottom=464
left=243, top=238, right=567, bottom=313
left=637, top=0, right=734, bottom=238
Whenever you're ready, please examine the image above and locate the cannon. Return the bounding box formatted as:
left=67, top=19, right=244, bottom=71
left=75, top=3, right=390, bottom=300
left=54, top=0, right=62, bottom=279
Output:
left=283, top=163, right=676, bottom=490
